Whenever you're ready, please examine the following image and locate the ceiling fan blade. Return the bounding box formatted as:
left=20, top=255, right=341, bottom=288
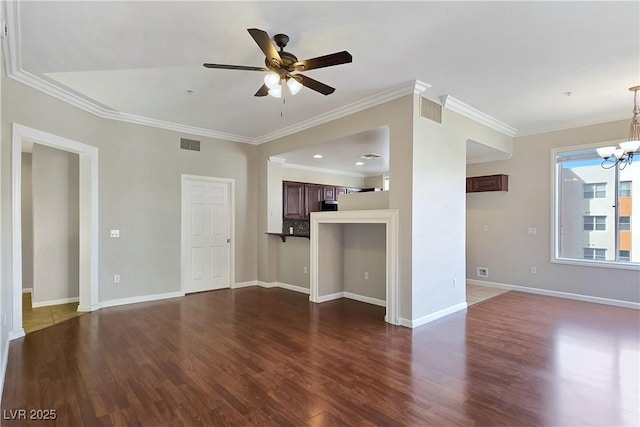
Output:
left=203, top=63, right=268, bottom=72
left=293, top=51, right=352, bottom=71
left=247, top=28, right=282, bottom=66
left=254, top=84, right=269, bottom=97
left=295, top=74, right=335, bottom=95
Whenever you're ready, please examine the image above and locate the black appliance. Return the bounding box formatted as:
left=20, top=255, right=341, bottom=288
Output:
left=320, top=200, right=338, bottom=211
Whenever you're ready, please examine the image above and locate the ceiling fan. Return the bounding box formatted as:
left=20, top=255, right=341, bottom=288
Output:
left=203, top=28, right=352, bottom=98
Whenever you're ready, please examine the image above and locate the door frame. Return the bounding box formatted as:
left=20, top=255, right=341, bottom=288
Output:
left=180, top=174, right=235, bottom=293
left=11, top=123, right=99, bottom=338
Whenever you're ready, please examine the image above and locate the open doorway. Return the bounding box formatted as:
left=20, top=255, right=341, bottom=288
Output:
left=21, top=144, right=84, bottom=333
left=11, top=124, right=99, bottom=338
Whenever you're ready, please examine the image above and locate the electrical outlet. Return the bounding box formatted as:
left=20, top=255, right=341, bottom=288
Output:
left=482, top=225, right=488, bottom=232
left=453, top=278, right=457, bottom=287
left=477, top=267, right=488, bottom=278
left=530, top=266, right=537, bottom=274
left=528, top=227, right=537, bottom=235
left=114, top=274, right=120, bottom=283
left=364, top=272, right=369, bottom=280
left=303, top=266, right=308, bottom=274
left=110, top=229, right=120, bottom=238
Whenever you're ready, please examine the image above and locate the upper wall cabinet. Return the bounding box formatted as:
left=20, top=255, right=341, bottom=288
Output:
left=305, top=184, right=323, bottom=217
left=466, top=174, right=509, bottom=193
left=283, top=181, right=305, bottom=219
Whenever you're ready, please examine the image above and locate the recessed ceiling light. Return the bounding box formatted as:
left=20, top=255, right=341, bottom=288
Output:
left=355, top=161, right=365, bottom=166
left=313, top=154, right=323, bottom=159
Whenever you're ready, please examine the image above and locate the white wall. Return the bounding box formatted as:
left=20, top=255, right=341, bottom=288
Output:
left=32, top=144, right=79, bottom=304
left=466, top=119, right=639, bottom=303
left=21, top=153, right=33, bottom=291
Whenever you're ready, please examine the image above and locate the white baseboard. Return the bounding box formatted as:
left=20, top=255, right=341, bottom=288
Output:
left=276, top=282, right=310, bottom=295
left=257, top=281, right=277, bottom=288
left=343, top=292, right=386, bottom=307
left=0, top=333, right=9, bottom=408
left=31, top=296, right=79, bottom=308
left=232, top=280, right=258, bottom=289
left=316, top=292, right=344, bottom=303
left=22, top=288, right=32, bottom=294
left=96, top=291, right=185, bottom=310
left=400, top=302, right=468, bottom=328
left=315, top=291, right=387, bottom=307
left=467, top=279, right=640, bottom=310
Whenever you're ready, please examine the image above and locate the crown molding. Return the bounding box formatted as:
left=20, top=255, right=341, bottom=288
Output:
left=440, top=95, right=517, bottom=137
left=268, top=156, right=287, bottom=163
left=282, top=162, right=367, bottom=178
left=254, top=80, right=431, bottom=144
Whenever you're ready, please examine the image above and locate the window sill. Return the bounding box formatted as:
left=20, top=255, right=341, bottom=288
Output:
left=552, top=257, right=640, bottom=271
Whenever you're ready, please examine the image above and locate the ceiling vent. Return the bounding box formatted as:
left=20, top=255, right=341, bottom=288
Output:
left=360, top=153, right=382, bottom=160
left=180, top=138, right=200, bottom=152
left=420, top=97, right=442, bottom=123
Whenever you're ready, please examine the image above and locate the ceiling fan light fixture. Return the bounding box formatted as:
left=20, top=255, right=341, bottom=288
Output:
left=287, top=77, right=303, bottom=95
left=268, top=85, right=282, bottom=98
left=264, top=73, right=280, bottom=90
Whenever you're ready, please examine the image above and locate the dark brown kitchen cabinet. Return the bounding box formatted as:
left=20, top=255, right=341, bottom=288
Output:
left=466, top=174, right=509, bottom=193
left=335, top=187, right=347, bottom=197
left=322, top=186, right=336, bottom=201
left=305, top=184, right=323, bottom=217
left=283, top=182, right=305, bottom=219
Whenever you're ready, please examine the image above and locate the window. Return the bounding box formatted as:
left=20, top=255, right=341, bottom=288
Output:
left=554, top=146, right=638, bottom=266
left=619, top=216, right=631, bottom=231
left=583, top=216, right=606, bottom=231
left=583, top=248, right=606, bottom=260
left=619, top=250, right=631, bottom=262
left=583, top=182, right=606, bottom=198
left=620, top=181, right=631, bottom=197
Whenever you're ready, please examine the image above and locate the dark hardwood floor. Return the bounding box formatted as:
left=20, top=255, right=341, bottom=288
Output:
left=2, top=288, right=638, bottom=426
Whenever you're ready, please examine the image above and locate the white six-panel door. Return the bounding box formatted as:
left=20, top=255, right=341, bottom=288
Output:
left=182, top=176, right=232, bottom=294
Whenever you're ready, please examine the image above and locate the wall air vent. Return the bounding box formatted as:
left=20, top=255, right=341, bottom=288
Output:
left=420, top=97, right=442, bottom=123
left=180, top=138, right=200, bottom=152
left=360, top=153, right=382, bottom=160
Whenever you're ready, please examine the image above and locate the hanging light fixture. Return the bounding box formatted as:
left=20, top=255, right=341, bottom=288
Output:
left=263, top=72, right=303, bottom=98
left=597, top=85, right=640, bottom=169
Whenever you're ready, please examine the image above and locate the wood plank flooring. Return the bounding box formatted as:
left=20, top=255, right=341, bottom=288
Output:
left=2, top=288, right=639, bottom=426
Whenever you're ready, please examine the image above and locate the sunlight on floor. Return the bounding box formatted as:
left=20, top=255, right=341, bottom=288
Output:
left=466, top=283, right=508, bottom=306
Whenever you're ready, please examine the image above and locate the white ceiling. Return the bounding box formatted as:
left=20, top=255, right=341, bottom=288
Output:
left=7, top=1, right=639, bottom=148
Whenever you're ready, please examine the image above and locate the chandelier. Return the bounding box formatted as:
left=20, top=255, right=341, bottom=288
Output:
left=596, top=85, right=640, bottom=169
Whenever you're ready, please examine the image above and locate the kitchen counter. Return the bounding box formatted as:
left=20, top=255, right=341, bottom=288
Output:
left=265, top=232, right=310, bottom=242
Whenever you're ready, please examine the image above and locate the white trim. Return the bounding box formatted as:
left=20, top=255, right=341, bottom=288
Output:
left=12, top=124, right=100, bottom=335
left=440, top=95, right=517, bottom=137
left=343, top=292, right=386, bottom=307
left=310, top=209, right=399, bottom=325
left=399, top=302, right=468, bottom=328
left=0, top=334, right=10, bottom=406
left=257, top=281, right=278, bottom=288
left=96, top=292, right=184, bottom=310
left=180, top=175, right=235, bottom=295
left=467, top=279, right=640, bottom=310
left=276, top=282, right=311, bottom=295
left=282, top=162, right=366, bottom=178
left=21, top=288, right=32, bottom=294
left=316, top=292, right=344, bottom=303
left=8, top=330, right=25, bottom=341
left=232, top=280, right=258, bottom=289
left=31, top=297, right=79, bottom=308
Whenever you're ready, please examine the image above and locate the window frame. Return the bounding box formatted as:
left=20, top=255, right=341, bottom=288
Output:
left=551, top=142, right=639, bottom=271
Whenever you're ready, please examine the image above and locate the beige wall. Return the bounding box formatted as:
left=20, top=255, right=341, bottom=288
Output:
left=466, top=119, right=639, bottom=303
left=343, top=224, right=386, bottom=300
left=282, top=165, right=365, bottom=188
left=276, top=237, right=310, bottom=288
left=32, top=144, right=79, bottom=304
left=1, top=75, right=258, bottom=305
left=21, top=154, right=33, bottom=291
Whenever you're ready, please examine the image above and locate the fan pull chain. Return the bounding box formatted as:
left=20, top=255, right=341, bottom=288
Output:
left=281, top=78, right=286, bottom=118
